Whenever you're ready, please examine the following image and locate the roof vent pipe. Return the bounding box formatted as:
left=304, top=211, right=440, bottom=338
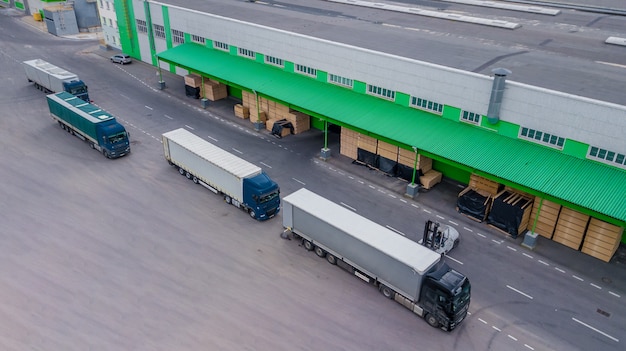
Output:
left=486, top=68, right=511, bottom=125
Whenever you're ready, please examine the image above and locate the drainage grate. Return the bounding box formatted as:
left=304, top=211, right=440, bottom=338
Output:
left=597, top=308, right=611, bottom=317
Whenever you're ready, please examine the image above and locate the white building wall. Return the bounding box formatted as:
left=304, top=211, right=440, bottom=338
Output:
left=96, top=0, right=120, bottom=49
left=144, top=1, right=626, bottom=154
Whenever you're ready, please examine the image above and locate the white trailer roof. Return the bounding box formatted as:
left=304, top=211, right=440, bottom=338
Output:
left=284, top=188, right=442, bottom=274
left=162, top=128, right=262, bottom=179
left=23, top=59, right=78, bottom=80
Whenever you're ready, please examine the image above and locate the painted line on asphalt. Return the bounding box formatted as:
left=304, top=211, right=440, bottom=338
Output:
left=207, top=135, right=218, bottom=142
left=524, top=345, right=535, bottom=350
left=508, top=334, right=518, bottom=341
left=609, top=291, right=621, bottom=298
left=423, top=209, right=432, bottom=214
left=231, top=148, right=242, bottom=154
left=260, top=162, right=272, bottom=169
left=341, top=202, right=357, bottom=212
left=185, top=125, right=195, bottom=130
left=164, top=114, right=173, bottom=119
left=476, top=233, right=486, bottom=238
left=411, top=204, right=419, bottom=209
left=436, top=214, right=445, bottom=220
left=292, top=178, right=305, bottom=185
left=446, top=255, right=464, bottom=265
left=507, top=285, right=534, bottom=299
left=145, top=105, right=153, bottom=110
left=590, top=283, right=602, bottom=289
left=386, top=225, right=406, bottom=236
left=463, top=227, right=473, bottom=232
left=572, top=275, right=584, bottom=282
left=491, top=239, right=502, bottom=245
left=492, top=326, right=501, bottom=332
left=449, top=220, right=458, bottom=226
left=538, top=260, right=549, bottom=266
left=555, top=267, right=566, bottom=273
left=572, top=317, right=619, bottom=342
left=507, top=246, right=517, bottom=252
left=523, top=253, right=534, bottom=259
left=399, top=198, right=407, bottom=203
left=478, top=318, right=488, bottom=324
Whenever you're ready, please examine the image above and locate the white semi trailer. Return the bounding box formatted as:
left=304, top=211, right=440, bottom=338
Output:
left=23, top=59, right=90, bottom=102
left=282, top=188, right=471, bottom=331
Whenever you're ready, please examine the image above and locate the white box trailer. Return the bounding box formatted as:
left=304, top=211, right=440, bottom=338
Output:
left=283, top=188, right=471, bottom=331
left=162, top=128, right=280, bottom=220
left=23, top=59, right=90, bottom=101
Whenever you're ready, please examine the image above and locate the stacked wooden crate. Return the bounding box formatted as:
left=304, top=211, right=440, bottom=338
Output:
left=184, top=74, right=201, bottom=87
left=456, top=187, right=493, bottom=222
left=286, top=110, right=310, bottom=134
left=581, top=219, right=623, bottom=262
left=203, top=79, right=228, bottom=101
left=397, top=147, right=415, bottom=167
left=234, top=104, right=249, bottom=119
left=340, top=128, right=359, bottom=159
left=527, top=197, right=561, bottom=239
left=552, top=207, right=590, bottom=250
left=419, top=155, right=441, bottom=190
left=469, top=174, right=502, bottom=196
left=357, top=134, right=378, bottom=154
left=377, top=141, right=398, bottom=162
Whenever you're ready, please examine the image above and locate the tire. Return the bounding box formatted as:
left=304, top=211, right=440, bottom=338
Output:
left=192, top=176, right=199, bottom=184
left=453, top=239, right=460, bottom=249
left=224, top=195, right=232, bottom=204
left=178, top=167, right=185, bottom=176
left=326, top=253, right=337, bottom=265
left=303, top=240, right=314, bottom=251
left=90, top=143, right=95, bottom=149
left=249, top=209, right=256, bottom=219
left=103, top=150, right=110, bottom=159
left=425, top=313, right=441, bottom=328
left=379, top=284, right=395, bottom=299
left=314, top=246, right=326, bottom=258
left=185, top=171, right=192, bottom=179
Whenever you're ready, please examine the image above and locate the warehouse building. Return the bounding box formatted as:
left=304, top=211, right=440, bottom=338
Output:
left=114, top=0, right=625, bottom=261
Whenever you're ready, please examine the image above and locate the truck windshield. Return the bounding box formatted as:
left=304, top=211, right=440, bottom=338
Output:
left=258, top=190, right=279, bottom=204
left=449, top=279, right=471, bottom=313
left=70, top=87, right=87, bottom=94
left=108, top=132, right=128, bottom=144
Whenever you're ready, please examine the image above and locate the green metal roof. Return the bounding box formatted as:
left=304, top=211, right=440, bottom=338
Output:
left=158, top=43, right=626, bottom=224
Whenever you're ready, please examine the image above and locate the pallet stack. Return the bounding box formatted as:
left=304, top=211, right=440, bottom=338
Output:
left=357, top=134, right=378, bottom=154
left=552, top=207, right=590, bottom=250
left=527, top=197, right=562, bottom=239
left=418, top=155, right=440, bottom=190
left=234, top=104, right=249, bottom=119
left=377, top=141, right=398, bottom=162
left=581, top=219, right=623, bottom=262
left=469, top=174, right=502, bottom=196
left=457, top=187, right=493, bottom=222
left=285, top=110, right=310, bottom=134
left=241, top=91, right=309, bottom=134
left=397, top=147, right=415, bottom=168
left=340, top=127, right=359, bottom=159
left=184, top=74, right=201, bottom=99
left=203, top=79, right=228, bottom=101
left=486, top=189, right=534, bottom=238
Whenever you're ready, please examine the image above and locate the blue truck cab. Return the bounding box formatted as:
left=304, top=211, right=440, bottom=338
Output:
left=244, top=172, right=281, bottom=220
left=63, top=80, right=90, bottom=102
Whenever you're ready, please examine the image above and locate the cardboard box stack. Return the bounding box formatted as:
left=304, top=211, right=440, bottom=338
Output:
left=581, top=219, right=623, bottom=262
left=377, top=141, right=398, bottom=162
left=469, top=174, right=502, bottom=197
left=418, top=155, right=441, bottom=190
left=397, top=147, right=415, bottom=167
left=357, top=134, right=377, bottom=153
left=340, top=128, right=359, bottom=159
left=240, top=91, right=309, bottom=134
left=184, top=74, right=201, bottom=88
left=552, top=207, right=590, bottom=250
left=286, top=110, right=310, bottom=134
left=203, top=79, right=228, bottom=101
left=234, top=104, right=249, bottom=119
left=527, top=197, right=561, bottom=239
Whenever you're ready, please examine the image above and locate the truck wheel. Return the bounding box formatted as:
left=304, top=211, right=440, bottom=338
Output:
left=103, top=150, right=110, bottom=158
left=425, top=313, right=441, bottom=328
left=314, top=246, right=326, bottom=258
left=248, top=209, right=257, bottom=219
left=178, top=167, right=185, bottom=176
left=303, top=240, right=314, bottom=251
left=224, top=195, right=232, bottom=204
left=379, top=284, right=395, bottom=299
left=192, top=176, right=199, bottom=184
left=326, top=253, right=337, bottom=265
left=185, top=171, right=192, bottom=179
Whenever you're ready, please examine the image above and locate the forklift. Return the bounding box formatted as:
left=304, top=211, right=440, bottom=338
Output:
left=419, top=220, right=460, bottom=255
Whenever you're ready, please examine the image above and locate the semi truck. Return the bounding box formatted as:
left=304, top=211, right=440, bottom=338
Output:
left=162, top=128, right=280, bottom=221
left=46, top=92, right=131, bottom=158
left=283, top=188, right=471, bottom=331
left=24, top=59, right=90, bottom=102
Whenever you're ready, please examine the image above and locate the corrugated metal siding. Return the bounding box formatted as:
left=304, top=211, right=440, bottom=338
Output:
left=158, top=44, right=626, bottom=222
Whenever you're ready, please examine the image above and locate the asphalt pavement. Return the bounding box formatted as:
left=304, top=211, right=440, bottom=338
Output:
left=16, top=0, right=626, bottom=297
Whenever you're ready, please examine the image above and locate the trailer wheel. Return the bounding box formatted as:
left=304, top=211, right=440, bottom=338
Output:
left=192, top=176, right=199, bottom=184
left=185, top=171, right=192, bottom=180
left=178, top=167, right=185, bottom=176
left=224, top=195, right=232, bottom=204
left=425, top=313, right=441, bottom=328
left=303, top=240, right=314, bottom=251
left=326, top=253, right=337, bottom=265
left=90, top=142, right=95, bottom=149
left=314, top=246, right=326, bottom=258
left=379, top=284, right=395, bottom=299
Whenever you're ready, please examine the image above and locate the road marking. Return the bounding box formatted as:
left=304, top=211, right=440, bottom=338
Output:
left=507, top=246, right=517, bottom=252
left=590, top=283, right=602, bottom=289
left=572, top=317, right=619, bottom=342
left=145, top=105, right=153, bottom=110
left=185, top=125, right=195, bottom=130
left=423, top=209, right=432, bottom=214
left=478, top=318, right=488, bottom=324
left=231, top=148, right=242, bottom=154
left=508, top=334, right=518, bottom=341
left=491, top=239, right=502, bottom=245
left=399, top=198, right=407, bottom=203
left=463, top=227, right=473, bottom=232
left=358, top=180, right=364, bottom=184
left=596, top=60, right=626, bottom=69
left=369, top=185, right=375, bottom=189
left=555, top=267, right=566, bottom=273
left=260, top=162, right=272, bottom=169
left=506, top=285, right=533, bottom=299
left=207, top=135, right=218, bottom=142
left=341, top=202, right=357, bottom=212
left=609, top=291, right=621, bottom=298
left=445, top=255, right=464, bottom=265
left=449, top=220, right=458, bottom=226
left=436, top=214, right=445, bottom=220
left=292, top=178, right=305, bottom=185
left=476, top=233, right=486, bottom=238
left=388, top=193, right=397, bottom=199
left=524, top=345, right=535, bottom=350
left=411, top=204, right=419, bottom=208
left=348, top=176, right=354, bottom=179
left=522, top=253, right=533, bottom=259
left=572, top=275, right=584, bottom=282
left=164, top=114, right=173, bottom=119
left=538, top=260, right=549, bottom=266
left=386, top=225, right=406, bottom=236
left=492, top=326, right=501, bottom=332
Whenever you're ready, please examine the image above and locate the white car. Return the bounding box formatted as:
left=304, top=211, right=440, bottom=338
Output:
left=110, top=54, right=132, bottom=65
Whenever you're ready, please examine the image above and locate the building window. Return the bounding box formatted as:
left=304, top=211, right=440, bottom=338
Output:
left=136, top=19, right=147, bottom=33
left=461, top=110, right=481, bottom=125
left=329, top=74, right=353, bottom=88
left=410, top=97, right=443, bottom=114
left=265, top=55, right=284, bottom=68
left=153, top=24, right=165, bottom=39
left=105, top=1, right=110, bottom=10
left=520, top=127, right=565, bottom=149
left=238, top=48, right=256, bottom=59
left=108, top=18, right=113, bottom=27
left=101, top=16, right=106, bottom=26
left=214, top=41, right=229, bottom=51
left=588, top=146, right=626, bottom=169
left=367, top=84, right=395, bottom=100
left=99, top=0, right=103, bottom=8
left=191, top=34, right=205, bottom=44
left=172, top=29, right=184, bottom=44
left=295, top=64, right=317, bottom=77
